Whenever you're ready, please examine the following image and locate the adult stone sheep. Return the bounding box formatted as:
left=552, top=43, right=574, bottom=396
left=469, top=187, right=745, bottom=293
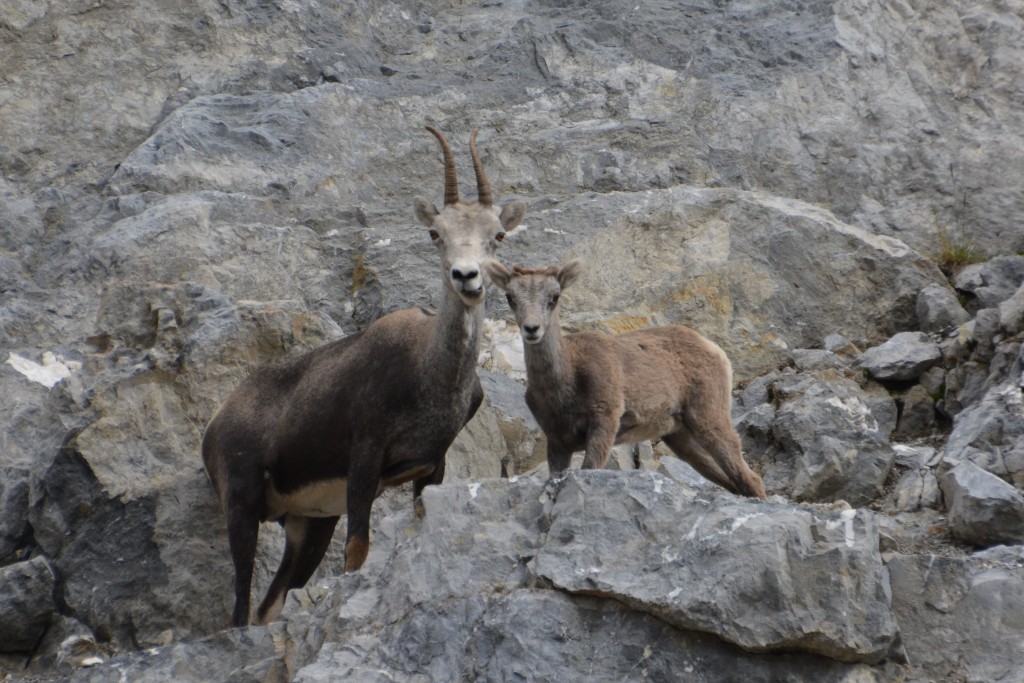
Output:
left=202, top=127, right=526, bottom=627
left=485, top=259, right=766, bottom=499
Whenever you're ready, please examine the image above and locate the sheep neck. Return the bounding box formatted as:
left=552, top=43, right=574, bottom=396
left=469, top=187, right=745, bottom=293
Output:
left=425, top=280, right=483, bottom=391
left=524, top=312, right=571, bottom=392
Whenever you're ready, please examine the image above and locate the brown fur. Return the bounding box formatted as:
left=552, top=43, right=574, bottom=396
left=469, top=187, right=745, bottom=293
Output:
left=202, top=128, right=527, bottom=627
left=486, top=260, right=766, bottom=499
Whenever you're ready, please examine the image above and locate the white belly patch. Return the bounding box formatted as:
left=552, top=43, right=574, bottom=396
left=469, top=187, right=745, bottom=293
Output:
left=265, top=477, right=348, bottom=519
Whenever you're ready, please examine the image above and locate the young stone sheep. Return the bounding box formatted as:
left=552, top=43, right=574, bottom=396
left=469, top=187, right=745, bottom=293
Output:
left=202, top=127, right=527, bottom=627
left=485, top=260, right=766, bottom=499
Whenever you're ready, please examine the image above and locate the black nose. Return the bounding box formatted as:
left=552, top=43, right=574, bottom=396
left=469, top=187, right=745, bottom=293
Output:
left=452, top=267, right=479, bottom=282
left=523, top=324, right=540, bottom=336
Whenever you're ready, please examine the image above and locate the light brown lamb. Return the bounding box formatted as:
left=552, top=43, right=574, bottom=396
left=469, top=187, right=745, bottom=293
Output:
left=485, top=259, right=766, bottom=499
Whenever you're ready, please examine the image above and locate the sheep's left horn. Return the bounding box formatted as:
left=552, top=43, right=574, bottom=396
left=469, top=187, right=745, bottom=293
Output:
left=470, top=129, right=493, bottom=206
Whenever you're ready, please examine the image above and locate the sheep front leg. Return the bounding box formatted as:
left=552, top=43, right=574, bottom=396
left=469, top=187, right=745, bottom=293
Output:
left=581, top=413, right=618, bottom=470
left=546, top=437, right=574, bottom=475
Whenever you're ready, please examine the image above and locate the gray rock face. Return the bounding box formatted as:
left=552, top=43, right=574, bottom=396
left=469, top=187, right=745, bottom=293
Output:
left=940, top=461, right=1024, bottom=547
left=537, top=187, right=944, bottom=378
left=854, top=332, right=943, bottom=382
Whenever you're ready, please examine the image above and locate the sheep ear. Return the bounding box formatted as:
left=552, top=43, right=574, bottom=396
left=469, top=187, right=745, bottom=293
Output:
left=499, top=200, right=526, bottom=231
left=557, top=259, right=584, bottom=290
left=414, top=197, right=439, bottom=226
left=484, top=260, right=512, bottom=290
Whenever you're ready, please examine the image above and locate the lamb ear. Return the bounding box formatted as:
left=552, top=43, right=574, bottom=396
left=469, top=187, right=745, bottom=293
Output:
left=483, top=260, right=512, bottom=289
left=557, top=259, right=584, bottom=290
left=414, top=196, right=439, bottom=226
left=499, top=200, right=526, bottom=231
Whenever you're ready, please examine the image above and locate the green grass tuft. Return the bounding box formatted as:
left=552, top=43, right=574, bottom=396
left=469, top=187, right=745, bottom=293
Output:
left=935, top=228, right=986, bottom=278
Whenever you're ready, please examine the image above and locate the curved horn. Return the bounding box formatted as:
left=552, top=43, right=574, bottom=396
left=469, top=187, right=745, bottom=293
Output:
left=469, top=129, right=493, bottom=206
left=426, top=125, right=459, bottom=206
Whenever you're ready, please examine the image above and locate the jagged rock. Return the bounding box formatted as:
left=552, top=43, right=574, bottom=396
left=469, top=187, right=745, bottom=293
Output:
left=823, top=333, right=862, bottom=358
left=754, top=373, right=896, bottom=505
left=917, top=366, right=946, bottom=398
left=888, top=546, right=1024, bottom=683
left=444, top=400, right=505, bottom=481
left=65, top=626, right=287, bottom=683
left=939, top=461, right=1024, bottom=547
left=0, top=556, right=56, bottom=653
left=790, top=348, right=848, bottom=371
left=938, top=322, right=971, bottom=367
left=854, top=332, right=942, bottom=382
left=954, top=255, right=1024, bottom=309
left=944, top=343, right=1024, bottom=486
left=734, top=402, right=777, bottom=459
left=943, top=358, right=993, bottom=416
left=603, top=444, right=639, bottom=471
left=916, top=283, right=971, bottom=333
left=0, top=469, right=29, bottom=562
left=885, top=469, right=942, bottom=513
left=736, top=371, right=780, bottom=408
left=862, top=381, right=900, bottom=438
left=893, top=385, right=937, bottom=441
left=892, top=444, right=939, bottom=469
left=657, top=453, right=718, bottom=490
left=1000, top=282, right=1024, bottom=332
left=971, top=307, right=1002, bottom=362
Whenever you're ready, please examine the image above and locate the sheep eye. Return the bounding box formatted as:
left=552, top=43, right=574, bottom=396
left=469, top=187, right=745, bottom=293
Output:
left=495, top=231, right=505, bottom=242
left=428, top=229, right=440, bottom=242
left=505, top=293, right=516, bottom=309
left=548, top=294, right=560, bottom=309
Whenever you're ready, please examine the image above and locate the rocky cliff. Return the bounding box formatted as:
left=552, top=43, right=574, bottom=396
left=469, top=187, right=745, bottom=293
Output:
left=2, top=1, right=1023, bottom=682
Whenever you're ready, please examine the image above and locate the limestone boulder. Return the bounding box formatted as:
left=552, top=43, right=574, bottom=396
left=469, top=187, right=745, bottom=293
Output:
left=916, top=282, right=970, bottom=333
left=954, top=256, right=1024, bottom=309
left=737, top=371, right=896, bottom=505
left=0, top=557, right=56, bottom=653
left=854, top=332, right=942, bottom=382
left=939, top=461, right=1024, bottom=547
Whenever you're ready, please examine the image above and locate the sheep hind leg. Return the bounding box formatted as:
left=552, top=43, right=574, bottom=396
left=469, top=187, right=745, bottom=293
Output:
left=661, top=430, right=736, bottom=493
left=254, top=514, right=340, bottom=625
left=664, top=422, right=766, bottom=499
left=222, top=474, right=264, bottom=628
left=225, top=505, right=259, bottom=628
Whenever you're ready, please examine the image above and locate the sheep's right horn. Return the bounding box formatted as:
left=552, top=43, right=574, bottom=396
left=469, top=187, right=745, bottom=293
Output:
left=426, top=125, right=459, bottom=206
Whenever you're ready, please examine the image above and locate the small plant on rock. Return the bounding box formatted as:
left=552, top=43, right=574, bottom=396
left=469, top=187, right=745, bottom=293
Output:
left=935, top=227, right=986, bottom=278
